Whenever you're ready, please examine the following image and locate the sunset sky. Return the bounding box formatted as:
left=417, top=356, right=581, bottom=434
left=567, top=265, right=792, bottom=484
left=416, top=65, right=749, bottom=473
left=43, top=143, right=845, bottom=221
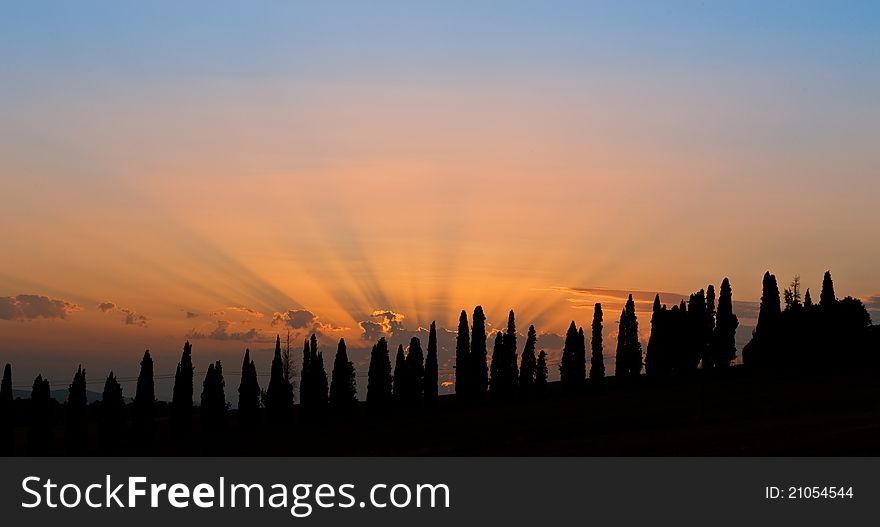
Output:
left=2, top=1, right=879, bottom=398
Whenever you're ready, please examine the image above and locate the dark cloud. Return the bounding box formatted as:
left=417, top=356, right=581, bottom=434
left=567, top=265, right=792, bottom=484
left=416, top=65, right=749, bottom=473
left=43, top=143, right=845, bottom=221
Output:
left=97, top=301, right=117, bottom=313
left=358, top=310, right=406, bottom=341
left=271, top=308, right=345, bottom=337
left=97, top=301, right=149, bottom=327
left=187, top=319, right=268, bottom=342
left=0, top=294, right=80, bottom=321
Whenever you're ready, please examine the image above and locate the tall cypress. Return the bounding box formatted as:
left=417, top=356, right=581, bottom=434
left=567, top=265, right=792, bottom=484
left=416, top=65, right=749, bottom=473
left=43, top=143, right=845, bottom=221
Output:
left=266, top=335, right=293, bottom=423
left=393, top=344, right=406, bottom=405
left=99, top=371, right=124, bottom=451
left=300, top=339, right=311, bottom=410
left=329, top=338, right=357, bottom=414
left=490, top=331, right=506, bottom=397
left=28, top=374, right=52, bottom=454
left=471, top=306, right=488, bottom=398
left=519, top=325, right=537, bottom=395
left=712, top=278, right=739, bottom=368
left=172, top=340, right=194, bottom=433
left=424, top=322, right=439, bottom=408
left=504, top=310, right=518, bottom=389
left=133, top=350, right=155, bottom=442
left=405, top=337, right=425, bottom=406
left=576, top=327, right=587, bottom=382
left=310, top=334, right=329, bottom=413
left=560, top=321, right=580, bottom=392
left=238, top=348, right=260, bottom=426
left=455, top=310, right=470, bottom=399
left=590, top=303, right=605, bottom=382
left=367, top=337, right=393, bottom=411
left=200, top=361, right=226, bottom=433
left=615, top=295, right=642, bottom=382
left=743, top=272, right=781, bottom=367
left=535, top=351, right=548, bottom=395
left=820, top=270, right=836, bottom=309
left=66, top=365, right=87, bottom=452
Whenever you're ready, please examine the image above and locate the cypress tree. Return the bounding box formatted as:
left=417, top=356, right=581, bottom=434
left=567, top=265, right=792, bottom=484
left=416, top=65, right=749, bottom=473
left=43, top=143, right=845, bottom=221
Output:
left=1, top=364, right=12, bottom=453
left=172, top=340, right=194, bottom=433
left=329, top=338, right=357, bottom=414
left=645, top=295, right=664, bottom=377
left=29, top=374, right=52, bottom=454
left=590, top=304, right=605, bottom=382
left=424, top=322, right=439, bottom=408
left=238, top=348, right=260, bottom=426
left=685, top=290, right=707, bottom=373
left=300, top=338, right=311, bottom=410
left=804, top=289, right=813, bottom=308
left=66, top=365, right=87, bottom=452
left=200, top=361, right=226, bottom=433
left=704, top=285, right=717, bottom=369
left=133, top=350, right=155, bottom=443
left=490, top=331, right=506, bottom=397
left=471, top=306, right=488, bottom=398
left=615, top=295, right=642, bottom=382
left=504, top=310, right=519, bottom=389
left=455, top=310, right=470, bottom=399
left=560, top=321, right=580, bottom=392
left=367, top=337, right=393, bottom=411
left=711, top=278, right=739, bottom=368
left=310, top=334, right=329, bottom=413
left=99, top=371, right=124, bottom=451
left=393, top=344, right=406, bottom=405
left=535, top=351, right=548, bottom=395
left=576, top=327, right=587, bottom=382
left=519, top=325, right=537, bottom=396
left=266, top=335, right=293, bottom=423
left=820, top=270, right=836, bottom=309
left=743, top=272, right=781, bottom=367
left=405, top=336, right=425, bottom=406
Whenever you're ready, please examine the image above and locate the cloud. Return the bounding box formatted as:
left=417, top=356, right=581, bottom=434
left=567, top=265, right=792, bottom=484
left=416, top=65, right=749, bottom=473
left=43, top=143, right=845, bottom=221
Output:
left=0, top=294, right=80, bottom=321
left=185, top=311, right=199, bottom=319
left=187, top=319, right=268, bottom=342
left=271, top=308, right=345, bottom=337
left=358, top=310, right=406, bottom=341
left=97, top=301, right=117, bottom=313
left=97, top=301, right=149, bottom=327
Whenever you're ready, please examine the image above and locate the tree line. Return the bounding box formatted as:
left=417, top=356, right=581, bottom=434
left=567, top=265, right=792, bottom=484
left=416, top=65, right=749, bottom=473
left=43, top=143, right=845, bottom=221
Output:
left=1, top=271, right=875, bottom=454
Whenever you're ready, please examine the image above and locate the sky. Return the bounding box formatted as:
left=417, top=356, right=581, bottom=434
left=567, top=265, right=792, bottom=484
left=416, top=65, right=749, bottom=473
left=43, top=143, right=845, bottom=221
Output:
left=1, top=1, right=879, bottom=399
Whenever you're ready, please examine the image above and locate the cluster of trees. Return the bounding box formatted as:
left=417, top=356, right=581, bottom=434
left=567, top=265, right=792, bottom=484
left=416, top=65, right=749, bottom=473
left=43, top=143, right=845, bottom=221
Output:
left=1, top=270, right=876, bottom=453
left=645, top=278, right=739, bottom=378
left=743, top=271, right=873, bottom=370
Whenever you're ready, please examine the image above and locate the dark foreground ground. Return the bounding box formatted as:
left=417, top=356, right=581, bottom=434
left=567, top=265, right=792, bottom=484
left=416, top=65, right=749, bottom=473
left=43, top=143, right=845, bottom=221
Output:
left=8, top=366, right=880, bottom=456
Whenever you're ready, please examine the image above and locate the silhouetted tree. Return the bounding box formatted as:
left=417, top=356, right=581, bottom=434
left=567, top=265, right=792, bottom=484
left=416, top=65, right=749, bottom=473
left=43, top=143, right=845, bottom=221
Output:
left=535, top=351, right=548, bottom=396
left=645, top=295, right=667, bottom=378
left=1, top=364, right=12, bottom=452
left=455, top=310, right=470, bottom=399
left=471, top=306, right=488, bottom=398
left=703, top=285, right=717, bottom=369
left=330, top=338, right=357, bottom=414
left=711, top=278, right=739, bottom=368
left=300, top=338, right=311, bottom=410
left=266, top=335, right=293, bottom=423
left=590, top=304, right=605, bottom=383
left=367, top=337, right=393, bottom=411
left=504, top=310, right=519, bottom=390
left=133, top=350, right=155, bottom=443
left=576, top=326, right=587, bottom=382
left=98, top=371, right=124, bottom=451
left=282, top=330, right=296, bottom=393
left=171, top=340, right=194, bottom=434
left=310, top=335, right=329, bottom=414
left=743, top=272, right=781, bottom=368
left=66, top=365, right=87, bottom=452
left=424, top=322, right=439, bottom=408
left=393, top=344, right=406, bottom=405
left=519, top=325, right=537, bottom=396
left=615, top=294, right=642, bottom=382
left=405, top=337, right=425, bottom=406
left=559, top=321, right=581, bottom=392
left=685, top=289, right=708, bottom=373
left=820, top=270, right=836, bottom=309
left=490, top=331, right=506, bottom=397
left=200, top=361, right=226, bottom=433
left=238, top=348, right=260, bottom=427
left=29, top=374, right=52, bottom=454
